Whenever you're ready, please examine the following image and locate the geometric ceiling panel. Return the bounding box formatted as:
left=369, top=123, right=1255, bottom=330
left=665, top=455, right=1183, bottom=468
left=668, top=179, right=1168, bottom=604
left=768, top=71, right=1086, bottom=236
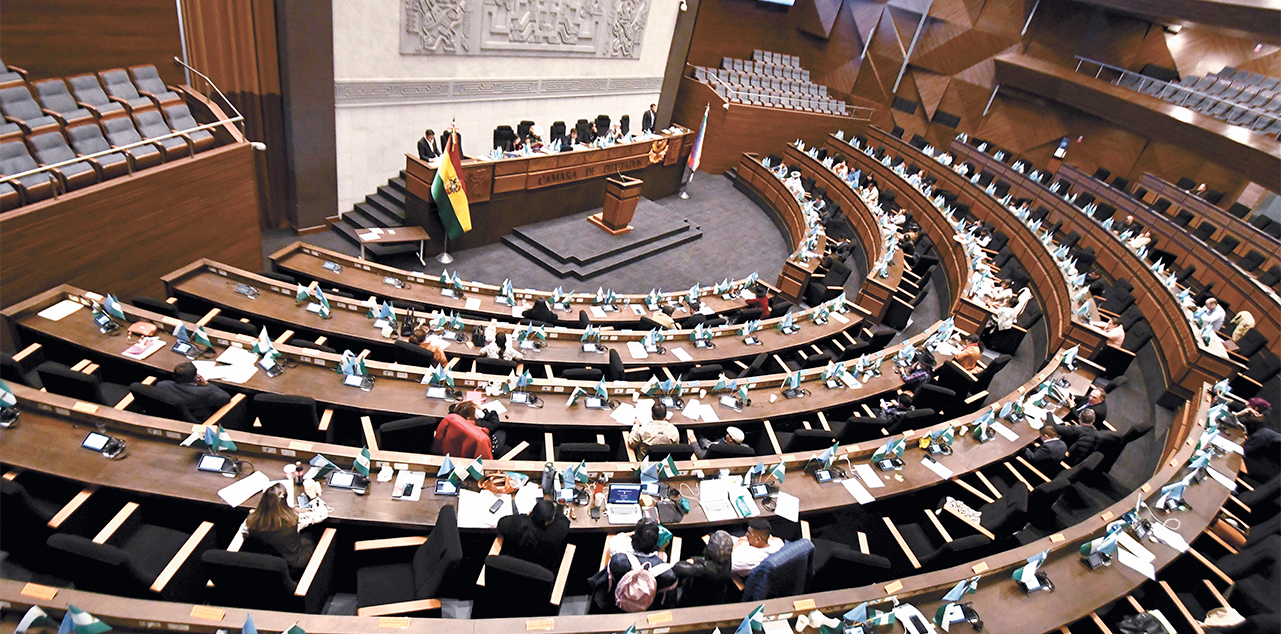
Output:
left=910, top=18, right=974, bottom=74
left=888, top=5, right=925, bottom=55
left=927, top=0, right=985, bottom=29
left=848, top=0, right=890, bottom=51
left=913, top=26, right=1019, bottom=77
left=974, top=0, right=1024, bottom=38
left=796, top=0, right=845, bottom=40
left=885, top=0, right=934, bottom=16
left=912, top=70, right=952, bottom=118
left=869, top=8, right=908, bottom=62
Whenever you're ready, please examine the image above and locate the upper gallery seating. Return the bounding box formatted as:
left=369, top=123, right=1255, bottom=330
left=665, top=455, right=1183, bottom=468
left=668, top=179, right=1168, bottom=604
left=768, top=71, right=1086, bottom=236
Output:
left=691, top=50, right=851, bottom=115
left=0, top=64, right=226, bottom=211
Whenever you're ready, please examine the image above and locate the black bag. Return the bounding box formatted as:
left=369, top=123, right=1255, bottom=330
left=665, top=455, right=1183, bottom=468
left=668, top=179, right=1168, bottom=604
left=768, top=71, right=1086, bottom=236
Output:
left=400, top=307, right=416, bottom=337
left=1117, top=613, right=1166, bottom=634
left=471, top=326, right=486, bottom=347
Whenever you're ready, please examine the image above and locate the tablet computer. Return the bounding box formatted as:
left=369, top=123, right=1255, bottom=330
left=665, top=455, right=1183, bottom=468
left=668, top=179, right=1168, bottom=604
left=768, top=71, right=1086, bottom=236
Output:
left=82, top=432, right=110, bottom=451
left=328, top=471, right=357, bottom=489
left=197, top=454, right=234, bottom=474
left=434, top=480, right=458, bottom=496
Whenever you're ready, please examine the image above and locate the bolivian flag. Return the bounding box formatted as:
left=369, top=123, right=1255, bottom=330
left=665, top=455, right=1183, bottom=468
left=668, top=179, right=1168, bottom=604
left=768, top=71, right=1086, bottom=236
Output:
left=432, top=131, right=471, bottom=240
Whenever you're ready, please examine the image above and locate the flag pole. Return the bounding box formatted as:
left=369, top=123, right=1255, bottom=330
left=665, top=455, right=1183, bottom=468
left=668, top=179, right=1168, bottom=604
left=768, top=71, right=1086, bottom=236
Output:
left=680, top=168, right=694, bottom=199
left=681, top=103, right=709, bottom=201
left=436, top=120, right=459, bottom=264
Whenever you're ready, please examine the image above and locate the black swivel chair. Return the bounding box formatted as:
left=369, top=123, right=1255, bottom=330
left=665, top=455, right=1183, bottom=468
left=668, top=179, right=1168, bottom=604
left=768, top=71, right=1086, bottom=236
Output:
left=47, top=515, right=216, bottom=602
left=810, top=537, right=891, bottom=591
left=619, top=114, right=630, bottom=136
left=1, top=480, right=61, bottom=567
left=644, top=444, right=696, bottom=461
left=203, top=548, right=335, bottom=614
left=128, top=382, right=201, bottom=424
left=355, top=505, right=462, bottom=616
left=475, top=554, right=559, bottom=618
left=550, top=121, right=566, bottom=141
left=517, top=120, right=534, bottom=140
left=556, top=443, right=613, bottom=462
left=132, top=296, right=179, bottom=318
left=375, top=416, right=438, bottom=454
left=252, top=394, right=335, bottom=442
left=36, top=361, right=130, bottom=406
left=1, top=347, right=43, bottom=388
left=561, top=368, right=604, bottom=382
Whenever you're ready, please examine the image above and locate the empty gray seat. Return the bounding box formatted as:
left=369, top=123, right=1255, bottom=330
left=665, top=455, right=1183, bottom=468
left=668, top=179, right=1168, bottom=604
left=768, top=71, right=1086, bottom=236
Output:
left=161, top=103, right=217, bottom=153
left=97, top=68, right=153, bottom=112
left=0, top=140, right=55, bottom=204
left=31, top=79, right=94, bottom=127
left=27, top=131, right=98, bottom=192
left=127, top=65, right=182, bottom=106
left=65, top=122, right=130, bottom=181
left=132, top=108, right=190, bottom=160
left=0, top=57, right=24, bottom=85
left=0, top=86, right=59, bottom=133
left=101, top=115, right=164, bottom=170
left=66, top=74, right=127, bottom=119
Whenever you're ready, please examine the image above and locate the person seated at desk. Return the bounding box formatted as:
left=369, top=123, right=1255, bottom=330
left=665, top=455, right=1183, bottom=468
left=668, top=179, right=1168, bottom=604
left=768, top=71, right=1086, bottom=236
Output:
left=1063, top=388, right=1108, bottom=429
left=744, top=282, right=771, bottom=315
left=692, top=426, right=746, bottom=458
left=832, top=158, right=849, bottom=179
left=479, top=326, right=523, bottom=361
left=525, top=299, right=559, bottom=325
left=1228, top=311, right=1255, bottom=342
left=407, top=328, right=448, bottom=365
left=154, top=361, right=231, bottom=421
left=784, top=171, right=805, bottom=199
left=650, top=305, right=677, bottom=329
left=1055, top=410, right=1101, bottom=464
left=989, top=290, right=1029, bottom=332
left=954, top=333, right=983, bottom=372
left=935, top=152, right=954, bottom=166
left=591, top=518, right=678, bottom=612
left=418, top=128, right=440, bottom=161
left=674, top=529, right=734, bottom=606
left=898, top=352, right=935, bottom=391
left=561, top=127, right=580, bottom=151
left=627, top=402, right=679, bottom=457
left=432, top=401, right=500, bottom=459
left=606, top=124, right=624, bottom=143
left=1114, top=214, right=1136, bottom=235
left=240, top=483, right=324, bottom=574
left=860, top=179, right=880, bottom=207
left=1090, top=317, right=1126, bottom=347
left=731, top=518, right=784, bottom=581
left=953, top=162, right=972, bottom=177
left=878, top=391, right=915, bottom=428
left=1239, top=398, right=1279, bottom=480
left=1022, top=426, right=1068, bottom=468
left=1126, top=230, right=1152, bottom=250
left=1194, top=297, right=1226, bottom=333
left=497, top=498, right=570, bottom=569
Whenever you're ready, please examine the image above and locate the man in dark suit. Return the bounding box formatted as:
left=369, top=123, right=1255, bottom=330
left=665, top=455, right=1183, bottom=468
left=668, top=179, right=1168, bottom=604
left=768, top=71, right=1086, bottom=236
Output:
left=418, top=129, right=440, bottom=161
left=1063, top=387, right=1108, bottom=429
left=153, top=362, right=231, bottom=421
left=641, top=103, right=657, bottom=133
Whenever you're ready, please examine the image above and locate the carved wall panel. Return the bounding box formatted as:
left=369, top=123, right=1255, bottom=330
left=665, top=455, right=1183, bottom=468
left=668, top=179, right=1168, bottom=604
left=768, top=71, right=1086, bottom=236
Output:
left=401, top=0, right=651, bottom=58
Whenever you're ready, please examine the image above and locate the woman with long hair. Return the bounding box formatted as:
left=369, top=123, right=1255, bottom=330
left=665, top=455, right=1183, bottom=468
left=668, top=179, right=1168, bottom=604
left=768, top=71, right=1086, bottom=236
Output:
left=241, top=483, right=318, bottom=572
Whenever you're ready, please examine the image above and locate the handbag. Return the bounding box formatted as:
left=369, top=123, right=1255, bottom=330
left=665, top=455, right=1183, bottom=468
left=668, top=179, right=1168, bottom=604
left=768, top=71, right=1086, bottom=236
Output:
left=480, top=473, right=518, bottom=495
left=127, top=321, right=158, bottom=340
left=400, top=307, right=416, bottom=338
left=1117, top=613, right=1169, bottom=634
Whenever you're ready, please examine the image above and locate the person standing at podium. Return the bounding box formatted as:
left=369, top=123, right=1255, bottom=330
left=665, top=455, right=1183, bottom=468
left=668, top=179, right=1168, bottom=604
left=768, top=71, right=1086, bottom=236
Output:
left=642, top=103, right=657, bottom=133
left=418, top=129, right=440, bottom=161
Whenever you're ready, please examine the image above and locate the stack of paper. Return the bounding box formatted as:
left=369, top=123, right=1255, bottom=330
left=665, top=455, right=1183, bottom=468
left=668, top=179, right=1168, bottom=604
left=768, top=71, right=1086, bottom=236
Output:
left=458, top=488, right=513, bottom=528
left=217, top=471, right=272, bottom=507
left=626, top=341, right=649, bottom=359
left=391, top=470, right=427, bottom=502
left=38, top=300, right=84, bottom=321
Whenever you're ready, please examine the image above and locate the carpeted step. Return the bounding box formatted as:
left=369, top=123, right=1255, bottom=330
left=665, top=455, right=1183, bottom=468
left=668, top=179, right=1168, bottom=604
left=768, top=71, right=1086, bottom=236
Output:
left=502, top=227, right=702, bottom=280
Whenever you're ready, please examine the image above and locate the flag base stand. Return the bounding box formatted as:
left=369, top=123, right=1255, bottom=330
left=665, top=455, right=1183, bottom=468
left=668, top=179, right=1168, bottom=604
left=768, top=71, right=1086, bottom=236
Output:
left=436, top=236, right=454, bottom=264
left=679, top=189, right=690, bottom=200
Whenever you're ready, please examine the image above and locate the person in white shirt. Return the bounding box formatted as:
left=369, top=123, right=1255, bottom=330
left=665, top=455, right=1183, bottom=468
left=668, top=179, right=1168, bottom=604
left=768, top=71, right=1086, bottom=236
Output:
left=1127, top=231, right=1152, bottom=250
left=731, top=518, right=784, bottom=580
left=1196, top=297, right=1226, bottom=333
left=936, top=152, right=953, bottom=166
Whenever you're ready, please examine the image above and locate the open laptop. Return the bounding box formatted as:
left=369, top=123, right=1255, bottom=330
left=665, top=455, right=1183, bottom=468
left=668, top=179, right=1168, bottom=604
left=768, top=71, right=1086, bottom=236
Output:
left=606, top=483, right=643, bottom=525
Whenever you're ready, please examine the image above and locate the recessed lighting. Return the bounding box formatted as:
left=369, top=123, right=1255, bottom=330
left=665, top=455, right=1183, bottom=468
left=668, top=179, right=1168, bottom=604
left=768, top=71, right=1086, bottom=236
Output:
left=1165, top=24, right=1182, bottom=34
left=1255, top=43, right=1264, bottom=52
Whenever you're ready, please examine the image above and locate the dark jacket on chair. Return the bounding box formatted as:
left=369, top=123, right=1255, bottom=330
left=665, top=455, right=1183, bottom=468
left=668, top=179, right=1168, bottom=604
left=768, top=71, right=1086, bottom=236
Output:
left=152, top=379, right=231, bottom=421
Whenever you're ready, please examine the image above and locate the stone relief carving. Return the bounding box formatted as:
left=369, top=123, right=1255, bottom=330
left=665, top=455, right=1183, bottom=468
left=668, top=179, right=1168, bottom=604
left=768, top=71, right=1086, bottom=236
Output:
left=401, top=0, right=649, bottom=58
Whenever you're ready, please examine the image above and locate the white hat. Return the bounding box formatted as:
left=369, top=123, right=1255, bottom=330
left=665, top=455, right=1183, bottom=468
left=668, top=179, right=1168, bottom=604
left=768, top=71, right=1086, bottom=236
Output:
left=726, top=426, right=745, bottom=443
left=531, top=124, right=546, bottom=139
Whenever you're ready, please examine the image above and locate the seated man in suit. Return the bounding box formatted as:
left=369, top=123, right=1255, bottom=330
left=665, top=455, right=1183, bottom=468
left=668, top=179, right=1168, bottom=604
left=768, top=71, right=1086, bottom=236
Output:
left=153, top=361, right=231, bottom=420
left=562, top=127, right=580, bottom=151
left=417, top=129, right=440, bottom=161
left=731, top=518, right=784, bottom=581
left=691, top=426, right=746, bottom=458
left=1063, top=388, right=1107, bottom=429
left=1022, top=426, right=1067, bottom=469
left=1055, top=409, right=1101, bottom=464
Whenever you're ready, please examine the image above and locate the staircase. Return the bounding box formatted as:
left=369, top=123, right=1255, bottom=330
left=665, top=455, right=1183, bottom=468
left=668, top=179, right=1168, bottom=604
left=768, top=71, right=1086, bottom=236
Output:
left=330, top=171, right=421, bottom=258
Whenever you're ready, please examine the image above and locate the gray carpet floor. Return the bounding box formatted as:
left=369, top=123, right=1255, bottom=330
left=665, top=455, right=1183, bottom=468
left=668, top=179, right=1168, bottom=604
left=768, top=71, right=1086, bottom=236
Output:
left=264, top=174, right=789, bottom=294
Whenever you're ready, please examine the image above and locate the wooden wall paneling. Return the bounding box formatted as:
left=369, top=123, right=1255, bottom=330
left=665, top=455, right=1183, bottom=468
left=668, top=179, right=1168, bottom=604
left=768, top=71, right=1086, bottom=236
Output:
left=1071, top=0, right=1281, bottom=47
left=0, top=144, right=263, bottom=320
left=0, top=0, right=183, bottom=85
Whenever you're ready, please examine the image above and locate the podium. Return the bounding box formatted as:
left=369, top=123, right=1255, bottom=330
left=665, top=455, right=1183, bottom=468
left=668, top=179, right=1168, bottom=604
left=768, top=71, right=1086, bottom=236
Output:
left=588, top=175, right=643, bottom=235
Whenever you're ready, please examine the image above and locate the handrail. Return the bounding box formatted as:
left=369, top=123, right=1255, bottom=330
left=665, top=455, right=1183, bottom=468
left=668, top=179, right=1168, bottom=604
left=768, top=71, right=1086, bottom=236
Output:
left=1072, top=56, right=1280, bottom=137
left=0, top=116, right=243, bottom=186
left=698, top=68, right=875, bottom=121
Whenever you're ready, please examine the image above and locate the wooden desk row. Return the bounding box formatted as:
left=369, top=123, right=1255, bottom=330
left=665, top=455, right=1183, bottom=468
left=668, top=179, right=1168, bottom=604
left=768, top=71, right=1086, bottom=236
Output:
left=731, top=153, right=827, bottom=304
left=951, top=141, right=1244, bottom=404
left=164, top=259, right=874, bottom=370
left=776, top=144, right=907, bottom=322
left=269, top=241, right=757, bottom=329
left=0, top=381, right=1232, bottom=634
left=1056, top=165, right=1281, bottom=345
left=856, top=129, right=1105, bottom=360
left=1138, top=172, right=1281, bottom=254
left=4, top=285, right=950, bottom=431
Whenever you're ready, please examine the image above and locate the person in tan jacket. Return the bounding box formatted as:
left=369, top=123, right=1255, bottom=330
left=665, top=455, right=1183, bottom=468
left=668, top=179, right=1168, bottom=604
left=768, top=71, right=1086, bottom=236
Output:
left=627, top=402, right=679, bottom=456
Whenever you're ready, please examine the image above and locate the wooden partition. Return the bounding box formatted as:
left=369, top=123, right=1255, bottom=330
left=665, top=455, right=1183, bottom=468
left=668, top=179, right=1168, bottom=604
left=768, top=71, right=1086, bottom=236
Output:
left=0, top=141, right=262, bottom=348
left=1137, top=172, right=1281, bottom=267
left=671, top=74, right=869, bottom=175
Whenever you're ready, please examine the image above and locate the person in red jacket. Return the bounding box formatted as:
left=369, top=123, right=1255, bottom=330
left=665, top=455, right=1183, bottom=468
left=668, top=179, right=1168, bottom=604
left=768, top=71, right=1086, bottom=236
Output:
left=745, top=283, right=770, bottom=315
left=432, top=401, right=500, bottom=459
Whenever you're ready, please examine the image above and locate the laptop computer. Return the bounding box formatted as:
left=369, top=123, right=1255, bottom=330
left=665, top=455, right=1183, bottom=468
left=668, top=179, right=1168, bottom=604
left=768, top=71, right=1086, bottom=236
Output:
left=606, top=483, right=643, bottom=525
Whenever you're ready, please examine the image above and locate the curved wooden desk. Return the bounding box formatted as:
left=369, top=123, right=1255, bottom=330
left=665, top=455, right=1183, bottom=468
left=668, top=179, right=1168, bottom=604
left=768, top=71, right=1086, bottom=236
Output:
left=949, top=140, right=1244, bottom=404
left=0, top=381, right=1232, bottom=634
left=1139, top=172, right=1281, bottom=257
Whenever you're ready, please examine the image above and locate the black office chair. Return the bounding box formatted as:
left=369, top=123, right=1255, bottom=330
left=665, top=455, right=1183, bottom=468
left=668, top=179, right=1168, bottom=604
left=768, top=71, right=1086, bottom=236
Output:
left=356, top=505, right=462, bottom=616
left=561, top=368, right=603, bottom=382
left=556, top=443, right=613, bottom=462
left=0, top=480, right=61, bottom=567
left=706, top=443, right=756, bottom=459
left=893, top=520, right=990, bottom=569
left=474, top=555, right=558, bottom=618
left=208, top=315, right=258, bottom=336
left=619, top=114, right=630, bottom=136
left=685, top=364, right=724, bottom=382
left=762, top=429, right=835, bottom=455
left=550, top=121, right=566, bottom=141
left=252, top=394, right=334, bottom=442
left=128, top=382, right=201, bottom=424
left=203, top=549, right=333, bottom=614
left=595, top=114, right=610, bottom=136
left=1192, top=221, right=1217, bottom=241
left=36, top=361, right=130, bottom=406
left=644, top=444, right=695, bottom=461
left=517, top=120, right=534, bottom=140
left=476, top=357, right=518, bottom=376
left=810, top=538, right=891, bottom=591
left=1172, top=209, right=1195, bottom=228
left=47, top=517, right=215, bottom=602
left=376, top=416, right=438, bottom=454
left=1237, top=250, right=1265, bottom=273
left=1092, top=167, right=1111, bottom=181
left=606, top=349, right=651, bottom=382
left=732, top=353, right=769, bottom=379
left=132, top=295, right=179, bottom=318
left=1, top=348, right=43, bottom=388
left=287, top=338, right=337, bottom=354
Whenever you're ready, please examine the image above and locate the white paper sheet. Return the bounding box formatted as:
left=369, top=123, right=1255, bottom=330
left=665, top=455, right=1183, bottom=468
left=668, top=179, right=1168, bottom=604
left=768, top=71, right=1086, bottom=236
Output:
left=590, top=306, right=607, bottom=319
left=217, top=471, right=271, bottom=507
left=216, top=346, right=259, bottom=366
left=831, top=312, right=850, bottom=324
left=681, top=399, right=702, bottom=420
left=218, top=364, right=260, bottom=385
left=1117, top=546, right=1157, bottom=580
left=774, top=491, right=800, bottom=522
left=671, top=347, right=693, bottom=362
left=853, top=463, right=885, bottom=488
left=458, top=488, right=513, bottom=528
left=700, top=404, right=720, bottom=423
left=1149, top=522, right=1189, bottom=553
left=464, top=298, right=482, bottom=311
left=841, top=477, right=875, bottom=504
left=38, top=299, right=84, bottom=321
left=391, top=470, right=427, bottom=502
left=481, top=400, right=508, bottom=415
left=1210, top=435, right=1243, bottom=455
left=1207, top=467, right=1237, bottom=491
left=1117, top=532, right=1155, bottom=563
left=627, top=341, right=649, bottom=360
left=122, top=338, right=165, bottom=360
left=609, top=402, right=637, bottom=424
left=511, top=305, right=526, bottom=318
left=921, top=457, right=954, bottom=479
left=514, top=482, right=542, bottom=515
left=990, top=421, right=1019, bottom=442
left=700, top=496, right=738, bottom=522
